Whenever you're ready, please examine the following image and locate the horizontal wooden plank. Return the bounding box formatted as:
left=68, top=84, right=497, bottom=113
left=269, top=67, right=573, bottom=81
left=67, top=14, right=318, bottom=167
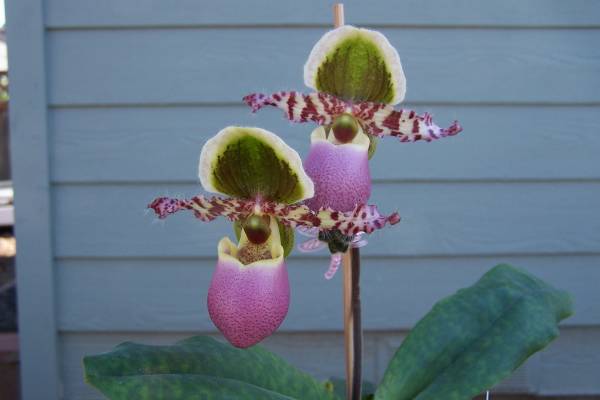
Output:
left=46, top=28, right=600, bottom=105
left=46, top=0, right=600, bottom=28
left=59, top=327, right=600, bottom=399
left=48, top=105, right=600, bottom=183
left=56, top=255, right=599, bottom=331
left=52, top=182, right=600, bottom=258
left=534, top=327, right=600, bottom=395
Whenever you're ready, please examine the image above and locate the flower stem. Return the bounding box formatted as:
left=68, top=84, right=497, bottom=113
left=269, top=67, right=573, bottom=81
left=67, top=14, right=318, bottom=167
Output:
left=343, top=247, right=362, bottom=400
left=332, top=4, right=362, bottom=399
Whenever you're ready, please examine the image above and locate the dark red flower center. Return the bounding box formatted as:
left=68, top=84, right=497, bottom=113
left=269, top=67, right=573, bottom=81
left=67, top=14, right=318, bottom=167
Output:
left=242, top=214, right=272, bottom=244
left=332, top=113, right=359, bottom=143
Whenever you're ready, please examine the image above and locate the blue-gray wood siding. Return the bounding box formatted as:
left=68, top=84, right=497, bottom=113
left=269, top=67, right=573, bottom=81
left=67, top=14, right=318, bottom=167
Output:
left=6, top=1, right=600, bottom=399
left=5, top=0, right=60, bottom=399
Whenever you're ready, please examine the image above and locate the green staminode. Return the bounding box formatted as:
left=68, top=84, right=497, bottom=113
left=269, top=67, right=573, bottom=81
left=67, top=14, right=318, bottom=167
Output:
left=199, top=126, right=314, bottom=204
left=234, top=219, right=295, bottom=258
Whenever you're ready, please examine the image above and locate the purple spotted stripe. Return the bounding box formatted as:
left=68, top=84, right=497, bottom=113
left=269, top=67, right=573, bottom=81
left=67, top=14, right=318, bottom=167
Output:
left=148, top=196, right=248, bottom=222
left=149, top=196, right=400, bottom=236
left=243, top=91, right=347, bottom=126
left=244, top=91, right=462, bottom=143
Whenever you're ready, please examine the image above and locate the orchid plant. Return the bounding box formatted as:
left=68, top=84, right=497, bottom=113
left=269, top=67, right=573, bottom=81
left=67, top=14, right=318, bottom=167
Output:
left=84, top=11, right=573, bottom=400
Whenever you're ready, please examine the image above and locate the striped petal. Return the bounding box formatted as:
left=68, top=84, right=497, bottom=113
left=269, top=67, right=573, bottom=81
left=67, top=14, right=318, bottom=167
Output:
left=243, top=91, right=346, bottom=125
left=148, top=196, right=400, bottom=236
left=148, top=196, right=249, bottom=222
left=244, top=92, right=462, bottom=143
left=268, top=203, right=401, bottom=236
left=353, top=102, right=463, bottom=142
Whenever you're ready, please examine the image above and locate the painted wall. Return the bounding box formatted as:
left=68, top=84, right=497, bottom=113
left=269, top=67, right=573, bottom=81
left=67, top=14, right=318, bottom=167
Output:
left=6, top=1, right=600, bottom=399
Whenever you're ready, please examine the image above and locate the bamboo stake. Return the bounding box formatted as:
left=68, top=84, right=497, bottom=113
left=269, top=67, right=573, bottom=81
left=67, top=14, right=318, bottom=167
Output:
left=342, top=249, right=354, bottom=399
left=344, top=247, right=362, bottom=400
left=333, top=5, right=362, bottom=400
left=333, top=3, right=345, bottom=27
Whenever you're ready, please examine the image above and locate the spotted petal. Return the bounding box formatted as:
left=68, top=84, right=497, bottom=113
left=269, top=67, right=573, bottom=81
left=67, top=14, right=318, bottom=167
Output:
left=199, top=126, right=314, bottom=204
left=148, top=196, right=249, bottom=222
left=304, top=25, right=406, bottom=104
left=148, top=196, right=400, bottom=236
left=243, top=91, right=346, bottom=125
left=267, top=203, right=401, bottom=236
left=244, top=92, right=462, bottom=143
left=353, top=102, right=463, bottom=142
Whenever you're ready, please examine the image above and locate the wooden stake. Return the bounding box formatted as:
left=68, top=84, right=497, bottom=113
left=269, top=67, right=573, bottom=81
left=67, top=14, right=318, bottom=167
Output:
left=344, top=247, right=362, bottom=400
left=333, top=3, right=345, bottom=27
left=333, top=5, right=362, bottom=399
left=342, top=249, right=354, bottom=400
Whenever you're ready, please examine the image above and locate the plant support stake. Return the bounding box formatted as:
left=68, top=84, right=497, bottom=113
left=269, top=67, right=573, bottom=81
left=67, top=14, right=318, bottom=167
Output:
left=334, top=6, right=363, bottom=400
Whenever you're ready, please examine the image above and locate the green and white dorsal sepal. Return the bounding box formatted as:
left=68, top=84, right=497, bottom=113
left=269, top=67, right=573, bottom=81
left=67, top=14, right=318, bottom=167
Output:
left=304, top=25, right=406, bottom=105
left=199, top=126, right=314, bottom=204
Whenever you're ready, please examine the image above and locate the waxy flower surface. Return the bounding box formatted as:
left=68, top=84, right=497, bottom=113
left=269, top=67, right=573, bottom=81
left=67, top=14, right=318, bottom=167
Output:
left=304, top=126, right=371, bottom=212
left=149, top=126, right=399, bottom=347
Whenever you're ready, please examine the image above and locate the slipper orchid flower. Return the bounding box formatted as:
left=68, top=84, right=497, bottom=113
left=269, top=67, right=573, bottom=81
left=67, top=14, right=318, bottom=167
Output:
left=148, top=126, right=399, bottom=348
left=244, top=25, right=461, bottom=264
left=244, top=25, right=462, bottom=211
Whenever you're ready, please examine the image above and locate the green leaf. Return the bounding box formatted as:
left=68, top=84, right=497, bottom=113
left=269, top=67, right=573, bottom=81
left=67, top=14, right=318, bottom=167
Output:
left=375, top=264, right=573, bottom=400
left=326, top=377, right=377, bottom=400
left=199, top=126, right=314, bottom=204
left=84, top=335, right=337, bottom=400
left=87, top=375, right=296, bottom=400
left=234, top=220, right=295, bottom=258
left=304, top=26, right=405, bottom=104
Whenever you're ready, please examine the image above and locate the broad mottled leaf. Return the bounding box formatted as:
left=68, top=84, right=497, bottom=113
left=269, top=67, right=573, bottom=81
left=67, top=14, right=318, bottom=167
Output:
left=88, top=375, right=296, bottom=400
left=199, top=126, right=314, bottom=204
left=84, top=335, right=337, bottom=400
left=375, top=264, right=573, bottom=400
left=326, top=377, right=377, bottom=400
left=304, top=26, right=405, bottom=105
